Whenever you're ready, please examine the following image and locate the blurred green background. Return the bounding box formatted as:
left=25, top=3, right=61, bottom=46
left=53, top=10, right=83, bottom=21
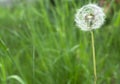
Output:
left=0, top=0, right=120, bottom=84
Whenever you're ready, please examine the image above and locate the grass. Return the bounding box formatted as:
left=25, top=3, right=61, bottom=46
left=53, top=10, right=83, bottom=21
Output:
left=0, top=0, right=120, bottom=84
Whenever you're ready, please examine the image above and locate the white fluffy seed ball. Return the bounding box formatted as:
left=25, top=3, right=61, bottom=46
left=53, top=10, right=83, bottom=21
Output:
left=75, top=4, right=105, bottom=31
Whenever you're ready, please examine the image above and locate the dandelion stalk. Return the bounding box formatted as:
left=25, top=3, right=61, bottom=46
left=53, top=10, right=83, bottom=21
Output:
left=32, top=46, right=35, bottom=84
left=90, top=31, right=97, bottom=84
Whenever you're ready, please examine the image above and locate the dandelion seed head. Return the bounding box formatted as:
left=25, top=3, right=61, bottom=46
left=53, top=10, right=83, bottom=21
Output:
left=75, top=4, right=105, bottom=31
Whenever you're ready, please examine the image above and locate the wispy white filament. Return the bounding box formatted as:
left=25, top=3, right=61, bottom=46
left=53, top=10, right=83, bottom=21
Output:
left=75, top=4, right=105, bottom=31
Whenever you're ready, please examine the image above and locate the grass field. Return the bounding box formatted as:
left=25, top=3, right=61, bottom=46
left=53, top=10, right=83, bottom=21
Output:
left=0, top=0, right=120, bottom=84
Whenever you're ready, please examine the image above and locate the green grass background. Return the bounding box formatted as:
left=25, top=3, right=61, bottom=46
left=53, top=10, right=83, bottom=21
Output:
left=0, top=0, right=120, bottom=84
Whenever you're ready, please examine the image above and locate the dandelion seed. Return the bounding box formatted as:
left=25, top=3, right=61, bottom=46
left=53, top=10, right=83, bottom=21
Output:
left=75, top=4, right=105, bottom=31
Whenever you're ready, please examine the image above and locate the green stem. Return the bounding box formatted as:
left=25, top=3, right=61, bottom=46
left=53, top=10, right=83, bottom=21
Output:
left=32, top=46, right=35, bottom=84
left=90, top=31, right=97, bottom=84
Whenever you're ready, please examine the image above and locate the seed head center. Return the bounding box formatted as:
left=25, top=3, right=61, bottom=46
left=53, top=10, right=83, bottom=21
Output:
left=85, top=14, right=95, bottom=28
